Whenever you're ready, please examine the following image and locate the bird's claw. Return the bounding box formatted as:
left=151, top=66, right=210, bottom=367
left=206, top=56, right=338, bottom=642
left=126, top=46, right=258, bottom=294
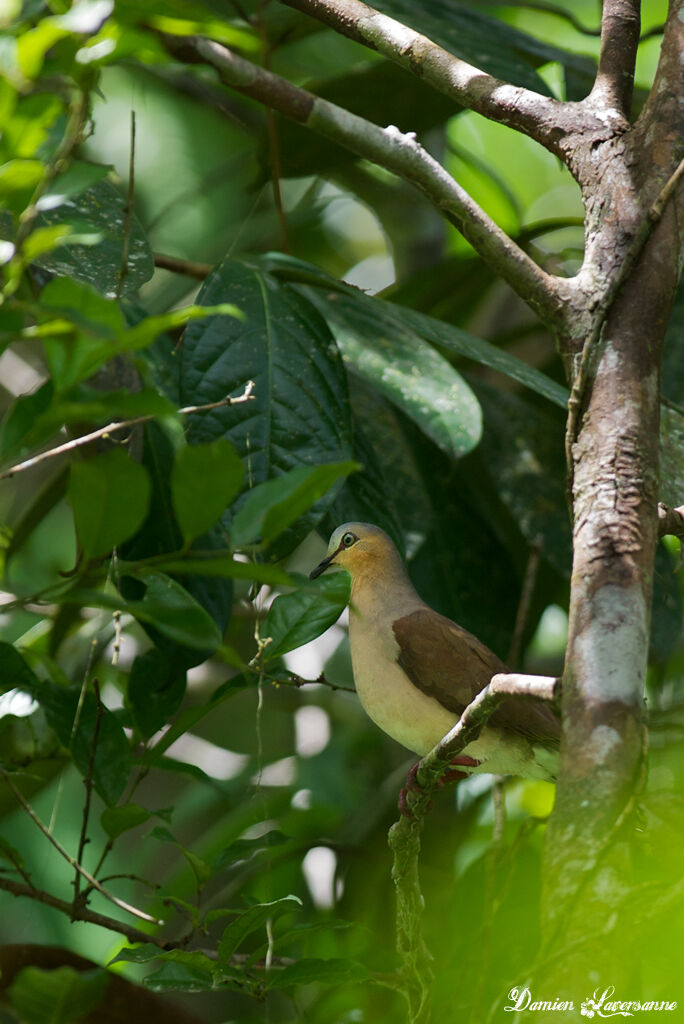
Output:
left=398, top=756, right=482, bottom=816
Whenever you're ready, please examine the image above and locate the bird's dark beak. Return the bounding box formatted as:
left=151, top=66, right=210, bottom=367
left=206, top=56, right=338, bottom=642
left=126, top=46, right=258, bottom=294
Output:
left=309, top=554, right=335, bottom=580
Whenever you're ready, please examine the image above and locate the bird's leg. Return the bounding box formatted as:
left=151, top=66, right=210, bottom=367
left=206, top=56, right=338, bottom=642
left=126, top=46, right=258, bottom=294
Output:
left=398, top=756, right=482, bottom=815
left=441, top=754, right=481, bottom=784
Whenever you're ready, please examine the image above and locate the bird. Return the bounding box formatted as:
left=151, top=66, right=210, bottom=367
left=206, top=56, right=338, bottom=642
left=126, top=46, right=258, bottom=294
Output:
left=310, top=522, right=560, bottom=784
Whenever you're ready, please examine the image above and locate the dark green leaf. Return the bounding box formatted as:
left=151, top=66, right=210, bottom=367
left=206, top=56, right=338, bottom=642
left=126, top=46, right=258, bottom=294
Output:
left=143, top=961, right=217, bottom=993
left=262, top=572, right=350, bottom=660
left=231, top=461, right=359, bottom=549
left=127, top=647, right=186, bottom=739
left=176, top=258, right=354, bottom=557
left=35, top=178, right=154, bottom=296
left=119, top=570, right=223, bottom=651
left=148, top=826, right=211, bottom=885
left=307, top=290, right=482, bottom=459
left=218, top=895, right=302, bottom=961
left=68, top=448, right=151, bottom=560
left=171, top=438, right=244, bottom=542
left=258, top=253, right=568, bottom=408
left=211, top=829, right=291, bottom=875
left=266, top=956, right=371, bottom=989
left=36, top=682, right=131, bottom=806
left=0, top=640, right=40, bottom=694
left=8, top=966, right=108, bottom=1024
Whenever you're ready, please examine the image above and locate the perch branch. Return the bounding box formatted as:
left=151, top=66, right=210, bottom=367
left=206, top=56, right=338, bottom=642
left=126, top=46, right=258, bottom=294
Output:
left=387, top=673, right=559, bottom=1023
left=156, top=32, right=561, bottom=323
left=0, top=381, right=255, bottom=481
left=278, top=0, right=566, bottom=155
left=154, top=252, right=214, bottom=279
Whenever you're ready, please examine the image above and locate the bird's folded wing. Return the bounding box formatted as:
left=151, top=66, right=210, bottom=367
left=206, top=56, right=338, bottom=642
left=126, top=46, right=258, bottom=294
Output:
left=393, top=608, right=560, bottom=749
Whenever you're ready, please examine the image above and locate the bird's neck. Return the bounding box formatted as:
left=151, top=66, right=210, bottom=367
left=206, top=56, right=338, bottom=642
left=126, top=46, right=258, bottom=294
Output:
left=349, top=554, right=424, bottom=625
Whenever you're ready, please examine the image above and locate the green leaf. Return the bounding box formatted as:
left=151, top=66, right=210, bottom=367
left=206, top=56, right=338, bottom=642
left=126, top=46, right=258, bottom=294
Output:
left=258, top=253, right=568, bottom=409
left=175, top=258, right=354, bottom=557
left=40, top=276, right=124, bottom=336
left=123, top=570, right=223, bottom=651
left=262, top=572, right=350, bottom=660
left=127, top=647, right=186, bottom=739
left=308, top=291, right=482, bottom=459
left=108, top=947, right=218, bottom=992
left=68, top=448, right=151, bottom=560
left=36, top=682, right=131, bottom=806
left=211, top=829, right=291, bottom=875
left=135, top=555, right=293, bottom=587
left=218, top=895, right=302, bottom=961
left=148, top=826, right=211, bottom=886
left=35, top=179, right=154, bottom=296
left=266, top=957, right=371, bottom=989
left=36, top=160, right=111, bottom=211
left=0, top=640, right=40, bottom=695
left=8, top=966, right=108, bottom=1024
left=231, top=462, right=359, bottom=549
left=100, top=802, right=154, bottom=839
left=171, top=438, right=244, bottom=542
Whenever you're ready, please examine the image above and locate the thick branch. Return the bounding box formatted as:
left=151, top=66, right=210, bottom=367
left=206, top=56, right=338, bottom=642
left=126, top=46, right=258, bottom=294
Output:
left=658, top=502, right=684, bottom=539
left=158, top=32, right=561, bottom=323
left=588, top=0, right=640, bottom=118
left=279, top=0, right=566, bottom=155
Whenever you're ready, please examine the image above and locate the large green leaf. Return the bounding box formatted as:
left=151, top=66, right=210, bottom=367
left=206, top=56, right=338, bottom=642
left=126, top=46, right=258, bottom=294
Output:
left=266, top=957, right=371, bottom=989
left=171, top=438, right=245, bottom=542
left=218, top=895, right=302, bottom=960
left=172, top=258, right=353, bottom=557
left=262, top=571, right=351, bottom=660
left=306, top=289, right=482, bottom=459
left=35, top=179, right=154, bottom=296
left=258, top=253, right=569, bottom=409
left=68, top=448, right=151, bottom=561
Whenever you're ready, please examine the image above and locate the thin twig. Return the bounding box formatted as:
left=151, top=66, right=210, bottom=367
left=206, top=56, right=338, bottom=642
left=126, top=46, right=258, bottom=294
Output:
left=154, top=252, right=213, bottom=279
left=0, top=380, right=255, bottom=482
left=1, top=769, right=162, bottom=925
left=116, top=110, right=136, bottom=300
left=507, top=536, right=543, bottom=669
left=564, top=157, right=684, bottom=511
left=73, top=679, right=104, bottom=910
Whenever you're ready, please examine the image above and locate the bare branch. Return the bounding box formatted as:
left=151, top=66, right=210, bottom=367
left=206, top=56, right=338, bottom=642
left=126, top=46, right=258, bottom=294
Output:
left=73, top=679, right=104, bottom=909
left=0, top=380, right=256, bottom=482
left=278, top=0, right=566, bottom=154
left=658, top=502, right=684, bottom=539
left=154, top=251, right=213, bottom=279
left=588, top=0, right=641, bottom=118
left=2, top=769, right=162, bottom=926
left=156, top=32, right=561, bottom=323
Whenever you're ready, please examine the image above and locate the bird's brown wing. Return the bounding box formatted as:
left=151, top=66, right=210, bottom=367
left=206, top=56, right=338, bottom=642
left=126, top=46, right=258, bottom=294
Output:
left=393, top=608, right=560, bottom=749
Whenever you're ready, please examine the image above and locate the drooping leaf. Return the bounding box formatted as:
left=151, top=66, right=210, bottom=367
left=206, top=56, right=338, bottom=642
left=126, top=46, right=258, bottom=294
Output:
left=218, top=895, right=303, bottom=961
left=171, top=438, right=244, bottom=542
left=127, top=647, right=186, bottom=739
left=230, top=461, right=359, bottom=549
left=117, top=570, right=224, bottom=651
left=265, top=956, right=371, bottom=989
left=67, top=448, right=151, bottom=560
left=306, top=289, right=482, bottom=460
left=258, top=253, right=569, bottom=409
left=35, top=178, right=154, bottom=296
left=262, top=572, right=350, bottom=660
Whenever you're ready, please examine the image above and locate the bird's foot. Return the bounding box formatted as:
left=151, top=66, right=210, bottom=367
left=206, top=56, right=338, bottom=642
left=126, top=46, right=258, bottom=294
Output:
left=440, top=754, right=481, bottom=784
left=398, top=756, right=482, bottom=815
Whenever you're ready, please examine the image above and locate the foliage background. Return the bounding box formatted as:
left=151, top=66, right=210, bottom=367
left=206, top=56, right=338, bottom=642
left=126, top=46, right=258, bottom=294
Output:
left=0, top=0, right=682, bottom=1021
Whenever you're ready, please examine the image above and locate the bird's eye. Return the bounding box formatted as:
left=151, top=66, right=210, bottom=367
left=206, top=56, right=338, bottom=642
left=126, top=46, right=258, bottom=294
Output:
left=342, top=532, right=356, bottom=548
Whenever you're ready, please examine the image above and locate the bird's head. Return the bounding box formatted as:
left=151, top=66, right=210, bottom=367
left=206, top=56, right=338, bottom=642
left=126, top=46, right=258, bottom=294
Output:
left=309, top=522, right=400, bottom=580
